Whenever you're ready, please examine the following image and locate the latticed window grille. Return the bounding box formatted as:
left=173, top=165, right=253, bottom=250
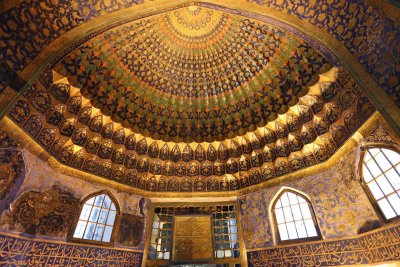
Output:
left=148, top=205, right=240, bottom=260
left=273, top=190, right=320, bottom=242
left=73, top=194, right=117, bottom=243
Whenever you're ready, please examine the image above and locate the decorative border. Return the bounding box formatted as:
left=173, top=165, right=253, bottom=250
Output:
left=247, top=222, right=400, bottom=267
left=0, top=231, right=143, bottom=266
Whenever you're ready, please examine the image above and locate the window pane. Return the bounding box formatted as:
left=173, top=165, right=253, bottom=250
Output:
left=297, top=195, right=306, bottom=204
left=275, top=199, right=282, bottom=208
left=80, top=204, right=92, bottom=220
left=299, top=203, right=312, bottom=219
left=230, top=225, right=238, bottom=234
left=367, top=180, right=384, bottom=200
left=383, top=149, right=400, bottom=165
left=225, top=250, right=233, bottom=258
left=386, top=169, right=400, bottom=190
left=102, top=195, right=112, bottom=209
left=86, top=197, right=95, bottom=205
left=111, top=203, right=116, bottom=211
left=363, top=164, right=373, bottom=183
left=387, top=194, right=400, bottom=215
left=378, top=198, right=396, bottom=219
left=89, top=207, right=101, bottom=222
left=98, top=209, right=108, bottom=224
left=286, top=222, right=298, bottom=239
left=366, top=160, right=382, bottom=178
left=295, top=221, right=307, bottom=238
left=280, top=193, right=289, bottom=207
left=304, top=219, right=318, bottom=237
left=164, top=252, right=170, bottom=260
left=275, top=208, right=285, bottom=224
left=376, top=176, right=394, bottom=195
left=102, top=226, right=113, bottom=242
left=107, top=210, right=116, bottom=225
left=291, top=204, right=302, bottom=221
left=288, top=192, right=298, bottom=205
left=278, top=224, right=289, bottom=241
left=216, top=250, right=224, bottom=258
left=73, top=220, right=87, bottom=238
left=232, top=234, right=238, bottom=243
left=94, top=195, right=104, bottom=206
left=375, top=152, right=392, bottom=172
left=364, top=151, right=371, bottom=162
left=369, top=148, right=380, bottom=158
left=84, top=222, right=96, bottom=239
left=93, top=225, right=104, bottom=241
left=283, top=206, right=293, bottom=222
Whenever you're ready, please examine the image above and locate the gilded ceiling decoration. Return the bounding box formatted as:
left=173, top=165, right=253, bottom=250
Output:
left=5, top=6, right=376, bottom=193
left=1, top=0, right=398, bottom=111
left=54, top=7, right=332, bottom=142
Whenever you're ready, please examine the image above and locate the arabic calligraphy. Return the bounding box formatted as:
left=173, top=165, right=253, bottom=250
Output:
left=0, top=232, right=143, bottom=266
left=248, top=223, right=400, bottom=266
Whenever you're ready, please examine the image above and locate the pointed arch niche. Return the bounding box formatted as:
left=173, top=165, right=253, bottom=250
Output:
left=270, top=187, right=321, bottom=244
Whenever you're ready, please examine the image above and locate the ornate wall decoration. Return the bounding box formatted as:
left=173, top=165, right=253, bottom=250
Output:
left=0, top=231, right=143, bottom=266
left=364, top=124, right=397, bottom=144
left=239, top=147, right=380, bottom=250
left=247, top=223, right=400, bottom=267
left=0, top=185, right=78, bottom=238
left=117, top=213, right=145, bottom=247
left=0, top=131, right=25, bottom=212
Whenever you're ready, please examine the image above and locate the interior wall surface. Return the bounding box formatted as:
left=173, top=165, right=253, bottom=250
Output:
left=0, top=129, right=147, bottom=266
left=240, top=122, right=400, bottom=266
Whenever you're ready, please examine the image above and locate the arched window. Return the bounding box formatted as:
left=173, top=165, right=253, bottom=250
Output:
left=272, top=190, right=321, bottom=243
left=362, top=147, right=400, bottom=221
left=71, top=192, right=119, bottom=244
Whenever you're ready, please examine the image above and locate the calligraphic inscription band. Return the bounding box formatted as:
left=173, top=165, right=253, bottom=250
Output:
left=0, top=232, right=143, bottom=266
left=248, top=223, right=400, bottom=266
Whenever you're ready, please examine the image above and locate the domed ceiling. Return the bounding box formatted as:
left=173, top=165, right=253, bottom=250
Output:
left=7, top=6, right=375, bottom=193
left=54, top=6, right=332, bottom=143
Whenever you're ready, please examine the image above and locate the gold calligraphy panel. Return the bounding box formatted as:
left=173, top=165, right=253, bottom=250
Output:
left=173, top=216, right=213, bottom=261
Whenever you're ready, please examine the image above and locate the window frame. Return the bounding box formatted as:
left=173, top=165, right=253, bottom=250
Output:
left=359, top=143, right=400, bottom=224
left=271, top=189, right=322, bottom=245
left=68, top=190, right=121, bottom=246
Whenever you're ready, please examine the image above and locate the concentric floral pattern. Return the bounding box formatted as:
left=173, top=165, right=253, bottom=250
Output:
left=6, top=8, right=375, bottom=193
left=55, top=7, right=332, bottom=142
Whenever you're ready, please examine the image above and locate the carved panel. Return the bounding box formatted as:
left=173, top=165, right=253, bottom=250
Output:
left=173, top=216, right=213, bottom=261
